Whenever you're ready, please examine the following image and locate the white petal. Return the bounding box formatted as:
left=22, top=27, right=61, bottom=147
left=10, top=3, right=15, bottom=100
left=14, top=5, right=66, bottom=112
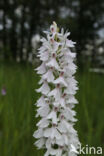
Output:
left=35, top=138, right=45, bottom=149
left=68, top=151, right=77, bottom=156
left=50, top=148, right=62, bottom=156
left=54, top=77, right=67, bottom=87
left=63, top=134, right=69, bottom=145
left=44, top=150, right=50, bottom=156
left=51, top=127, right=61, bottom=139
left=64, top=63, right=77, bottom=75
left=36, top=82, right=50, bottom=95
left=46, top=58, right=60, bottom=70
left=37, top=118, right=49, bottom=128
left=36, top=96, right=46, bottom=107
left=66, top=96, right=78, bottom=104
left=53, top=101, right=60, bottom=107
left=42, top=70, right=54, bottom=82
left=48, top=88, right=61, bottom=100
left=39, top=51, right=49, bottom=61
left=33, top=129, right=43, bottom=138
left=40, top=37, right=47, bottom=43
left=57, top=149, right=63, bottom=156
left=62, top=108, right=77, bottom=122
left=50, top=148, right=58, bottom=155
left=66, top=39, right=76, bottom=47
left=52, top=41, right=60, bottom=51
left=62, top=119, right=77, bottom=133
left=65, top=51, right=76, bottom=58
left=47, top=111, right=58, bottom=124
left=46, top=138, right=52, bottom=149
left=44, top=128, right=52, bottom=138
left=35, top=62, right=46, bottom=74
left=37, top=105, right=50, bottom=117
left=56, top=136, right=65, bottom=146
left=59, top=97, right=65, bottom=107
left=64, top=88, right=76, bottom=95
left=57, top=121, right=67, bottom=133
left=38, top=78, right=44, bottom=84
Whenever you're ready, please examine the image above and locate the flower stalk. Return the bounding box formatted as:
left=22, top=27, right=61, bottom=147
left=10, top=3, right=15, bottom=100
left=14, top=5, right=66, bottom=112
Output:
left=33, top=22, right=80, bottom=156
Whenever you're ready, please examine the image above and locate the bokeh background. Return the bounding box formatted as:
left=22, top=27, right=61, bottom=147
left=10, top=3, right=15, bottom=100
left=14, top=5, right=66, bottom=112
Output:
left=0, top=0, right=104, bottom=155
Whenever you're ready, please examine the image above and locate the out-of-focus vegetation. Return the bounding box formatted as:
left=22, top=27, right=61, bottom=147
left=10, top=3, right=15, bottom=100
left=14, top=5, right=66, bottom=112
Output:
left=0, top=0, right=104, bottom=66
left=0, top=63, right=104, bottom=156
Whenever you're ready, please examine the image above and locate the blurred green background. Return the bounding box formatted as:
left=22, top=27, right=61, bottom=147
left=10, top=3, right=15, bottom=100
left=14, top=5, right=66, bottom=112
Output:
left=0, top=0, right=104, bottom=155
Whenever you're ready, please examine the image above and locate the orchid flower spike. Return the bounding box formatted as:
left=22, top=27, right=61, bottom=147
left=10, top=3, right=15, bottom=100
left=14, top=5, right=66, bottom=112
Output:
left=34, top=22, right=80, bottom=156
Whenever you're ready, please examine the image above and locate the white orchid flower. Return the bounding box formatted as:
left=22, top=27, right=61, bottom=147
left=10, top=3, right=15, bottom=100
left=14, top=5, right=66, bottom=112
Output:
left=34, top=22, right=80, bottom=156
